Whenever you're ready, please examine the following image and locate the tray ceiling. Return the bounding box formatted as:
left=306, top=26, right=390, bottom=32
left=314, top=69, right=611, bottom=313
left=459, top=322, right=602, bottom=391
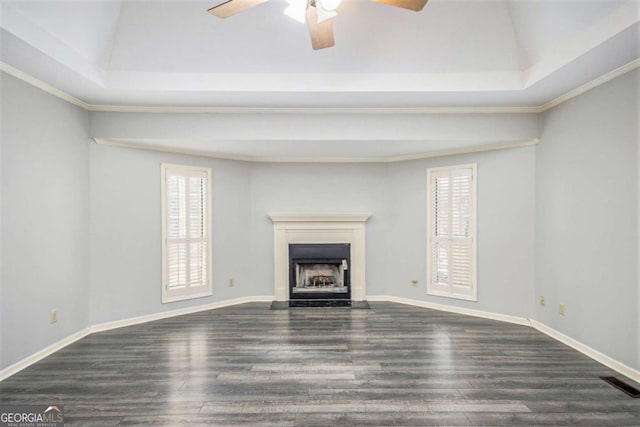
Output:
left=1, top=0, right=638, bottom=109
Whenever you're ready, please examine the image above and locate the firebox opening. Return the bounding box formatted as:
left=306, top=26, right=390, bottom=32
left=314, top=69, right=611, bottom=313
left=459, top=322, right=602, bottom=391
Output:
left=288, top=243, right=351, bottom=301
left=293, top=263, right=347, bottom=293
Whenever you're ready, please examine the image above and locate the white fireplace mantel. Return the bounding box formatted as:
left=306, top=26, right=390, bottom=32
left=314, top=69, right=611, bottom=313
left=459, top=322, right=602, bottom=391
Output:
left=269, top=213, right=371, bottom=301
left=268, top=213, right=371, bottom=223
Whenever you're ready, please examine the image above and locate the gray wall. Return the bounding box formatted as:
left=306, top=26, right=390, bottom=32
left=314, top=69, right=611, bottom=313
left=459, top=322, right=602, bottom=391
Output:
left=248, top=163, right=391, bottom=296
left=1, top=74, right=90, bottom=368
left=0, top=70, right=4, bottom=368
left=638, top=73, right=640, bottom=370
left=387, top=147, right=536, bottom=318
left=89, top=144, right=253, bottom=324
left=536, top=69, right=639, bottom=369
left=86, top=145, right=535, bottom=323
left=89, top=148, right=534, bottom=318
left=3, top=67, right=639, bottom=374
left=87, top=107, right=541, bottom=311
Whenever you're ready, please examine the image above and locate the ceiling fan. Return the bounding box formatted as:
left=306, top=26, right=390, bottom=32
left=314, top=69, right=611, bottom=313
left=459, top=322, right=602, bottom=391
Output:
left=207, top=0, right=428, bottom=50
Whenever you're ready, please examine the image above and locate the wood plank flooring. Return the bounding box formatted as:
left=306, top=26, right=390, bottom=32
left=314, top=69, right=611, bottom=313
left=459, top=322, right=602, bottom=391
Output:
left=1, top=302, right=639, bottom=426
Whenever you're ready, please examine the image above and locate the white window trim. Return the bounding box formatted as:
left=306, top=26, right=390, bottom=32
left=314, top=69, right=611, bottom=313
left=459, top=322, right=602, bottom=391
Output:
left=161, top=163, right=213, bottom=303
left=426, top=163, right=477, bottom=302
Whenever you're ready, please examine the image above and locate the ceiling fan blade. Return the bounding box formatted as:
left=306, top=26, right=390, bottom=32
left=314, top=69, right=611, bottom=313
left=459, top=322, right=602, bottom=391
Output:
left=371, top=0, right=428, bottom=12
left=306, top=6, right=335, bottom=50
left=207, top=0, right=269, bottom=18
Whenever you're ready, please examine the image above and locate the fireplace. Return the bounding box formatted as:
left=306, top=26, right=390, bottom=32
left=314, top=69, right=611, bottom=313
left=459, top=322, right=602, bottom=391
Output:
left=289, top=243, right=351, bottom=305
left=268, top=213, right=370, bottom=303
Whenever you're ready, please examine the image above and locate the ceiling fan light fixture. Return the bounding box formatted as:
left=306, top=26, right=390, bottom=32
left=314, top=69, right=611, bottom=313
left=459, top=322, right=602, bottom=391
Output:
left=315, top=4, right=338, bottom=23
left=284, top=0, right=307, bottom=23
left=318, top=0, right=343, bottom=11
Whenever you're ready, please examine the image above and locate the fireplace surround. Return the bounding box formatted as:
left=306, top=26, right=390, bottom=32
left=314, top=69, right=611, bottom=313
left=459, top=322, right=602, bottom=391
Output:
left=269, top=213, right=370, bottom=303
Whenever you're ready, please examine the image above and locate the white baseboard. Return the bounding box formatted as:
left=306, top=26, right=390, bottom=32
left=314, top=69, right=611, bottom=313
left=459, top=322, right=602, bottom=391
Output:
left=4, top=295, right=639, bottom=386
left=0, top=296, right=274, bottom=381
left=366, top=295, right=531, bottom=326
left=0, top=327, right=92, bottom=381
left=91, top=295, right=274, bottom=333
left=530, top=320, right=640, bottom=383
left=367, top=295, right=640, bottom=383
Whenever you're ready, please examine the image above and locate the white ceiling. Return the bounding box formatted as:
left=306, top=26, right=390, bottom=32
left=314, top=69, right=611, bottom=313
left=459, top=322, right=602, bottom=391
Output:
left=1, top=0, right=638, bottom=161
left=1, top=0, right=638, bottom=109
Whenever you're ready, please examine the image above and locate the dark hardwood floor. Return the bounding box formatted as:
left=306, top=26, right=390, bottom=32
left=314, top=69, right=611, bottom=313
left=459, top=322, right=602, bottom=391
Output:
left=1, top=302, right=639, bottom=426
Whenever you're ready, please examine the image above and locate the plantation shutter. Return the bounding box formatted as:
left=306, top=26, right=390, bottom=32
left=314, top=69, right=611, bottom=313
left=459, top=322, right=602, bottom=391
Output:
left=428, top=165, right=476, bottom=300
left=162, top=165, right=211, bottom=302
left=431, top=171, right=450, bottom=286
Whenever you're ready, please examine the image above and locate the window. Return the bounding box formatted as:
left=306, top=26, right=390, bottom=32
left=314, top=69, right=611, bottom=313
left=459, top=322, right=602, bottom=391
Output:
left=426, top=164, right=477, bottom=301
left=161, top=164, right=212, bottom=303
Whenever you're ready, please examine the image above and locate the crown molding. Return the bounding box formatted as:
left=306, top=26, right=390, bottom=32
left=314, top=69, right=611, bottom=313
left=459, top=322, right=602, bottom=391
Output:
left=93, top=138, right=540, bottom=163
left=539, top=58, right=640, bottom=112
left=385, top=138, right=540, bottom=162
left=87, top=104, right=541, bottom=114
left=522, top=0, right=640, bottom=89
left=2, top=59, right=638, bottom=115
left=0, top=62, right=90, bottom=110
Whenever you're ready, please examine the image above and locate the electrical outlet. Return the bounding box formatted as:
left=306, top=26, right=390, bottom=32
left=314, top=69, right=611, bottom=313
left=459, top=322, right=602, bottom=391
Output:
left=50, top=310, right=58, bottom=324
left=411, top=279, right=418, bottom=287
left=539, top=296, right=545, bottom=307
left=559, top=304, right=566, bottom=316
left=228, top=278, right=235, bottom=287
